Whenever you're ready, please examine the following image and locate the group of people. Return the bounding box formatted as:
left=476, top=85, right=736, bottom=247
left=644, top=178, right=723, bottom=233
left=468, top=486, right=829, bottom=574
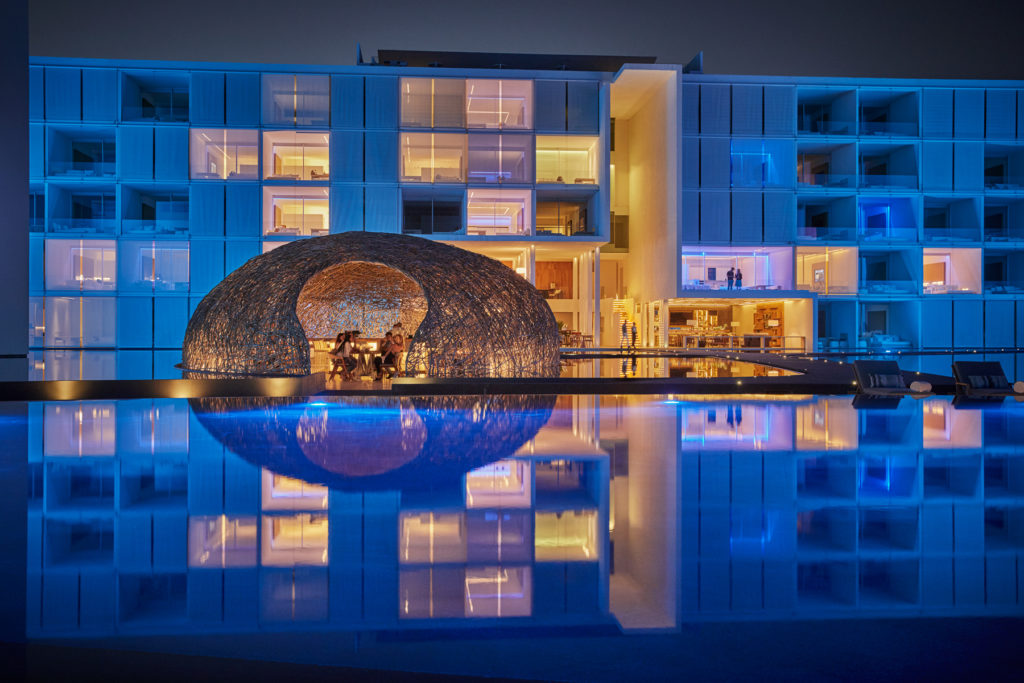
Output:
left=326, top=322, right=406, bottom=382
left=620, top=320, right=639, bottom=350
left=726, top=267, right=744, bottom=290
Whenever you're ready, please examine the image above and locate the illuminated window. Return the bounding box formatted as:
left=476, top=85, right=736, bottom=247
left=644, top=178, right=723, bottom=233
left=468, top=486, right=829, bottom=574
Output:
left=466, top=460, right=532, bottom=508
left=535, top=136, right=598, bottom=184
left=260, top=513, right=328, bottom=567
left=262, top=73, right=330, bottom=127
left=400, top=132, right=467, bottom=183
left=262, top=186, right=330, bottom=237
left=44, top=296, right=115, bottom=347
left=534, top=510, right=598, bottom=561
left=680, top=247, right=793, bottom=290
left=189, top=128, right=259, bottom=179
left=399, top=512, right=466, bottom=564
left=466, top=79, right=532, bottom=129
left=467, top=133, right=532, bottom=183
left=262, top=131, right=330, bottom=181
left=923, top=248, right=982, bottom=294
left=261, top=470, right=328, bottom=510
left=466, top=189, right=532, bottom=236
left=188, top=515, right=257, bottom=568
left=44, top=239, right=116, bottom=291
left=400, top=77, right=466, bottom=128
left=118, top=240, right=189, bottom=292
left=796, top=247, right=858, bottom=295
left=535, top=197, right=592, bottom=236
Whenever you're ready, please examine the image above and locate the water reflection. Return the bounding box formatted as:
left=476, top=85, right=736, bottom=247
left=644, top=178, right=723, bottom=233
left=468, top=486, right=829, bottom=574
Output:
left=560, top=355, right=800, bottom=378
left=22, top=394, right=1024, bottom=641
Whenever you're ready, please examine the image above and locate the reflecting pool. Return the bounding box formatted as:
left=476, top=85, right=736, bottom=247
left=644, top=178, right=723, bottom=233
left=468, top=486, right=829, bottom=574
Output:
left=560, top=355, right=801, bottom=378
left=5, top=393, right=1024, bottom=679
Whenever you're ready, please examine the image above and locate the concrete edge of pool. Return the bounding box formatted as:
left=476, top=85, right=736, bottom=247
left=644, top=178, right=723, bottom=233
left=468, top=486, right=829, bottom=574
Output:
left=0, top=352, right=959, bottom=402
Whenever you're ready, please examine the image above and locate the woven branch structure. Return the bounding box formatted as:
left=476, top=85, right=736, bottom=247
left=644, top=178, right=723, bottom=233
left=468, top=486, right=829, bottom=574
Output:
left=181, top=231, right=561, bottom=377
left=189, top=394, right=557, bottom=491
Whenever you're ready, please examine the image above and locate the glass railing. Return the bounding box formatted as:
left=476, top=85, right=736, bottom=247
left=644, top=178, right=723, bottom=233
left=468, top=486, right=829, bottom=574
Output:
left=47, top=160, right=116, bottom=178
left=680, top=280, right=787, bottom=292
left=859, top=121, right=918, bottom=136
left=859, top=174, right=918, bottom=190
left=857, top=226, right=918, bottom=242
left=984, top=227, right=1024, bottom=242
left=984, top=178, right=1024, bottom=190
left=798, top=119, right=856, bottom=135
left=921, top=227, right=980, bottom=242
left=797, top=173, right=856, bottom=188
left=797, top=283, right=858, bottom=295
left=47, top=218, right=117, bottom=234
left=983, top=280, right=1024, bottom=294
left=797, top=226, right=857, bottom=241
left=859, top=279, right=917, bottom=295
left=122, top=104, right=189, bottom=123
left=121, top=219, right=189, bottom=236
left=923, top=282, right=981, bottom=294
left=535, top=224, right=596, bottom=237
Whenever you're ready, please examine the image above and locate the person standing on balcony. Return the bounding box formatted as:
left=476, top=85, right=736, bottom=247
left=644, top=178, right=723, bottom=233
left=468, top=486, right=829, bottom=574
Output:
left=727, top=267, right=735, bottom=290
left=735, top=269, right=744, bottom=289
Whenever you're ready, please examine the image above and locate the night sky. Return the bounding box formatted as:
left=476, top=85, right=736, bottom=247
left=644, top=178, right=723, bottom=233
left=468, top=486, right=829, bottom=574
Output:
left=28, top=0, right=1024, bottom=79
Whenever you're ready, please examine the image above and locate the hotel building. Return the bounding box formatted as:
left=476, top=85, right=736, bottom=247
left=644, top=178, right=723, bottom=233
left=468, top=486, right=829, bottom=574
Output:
left=23, top=50, right=1024, bottom=378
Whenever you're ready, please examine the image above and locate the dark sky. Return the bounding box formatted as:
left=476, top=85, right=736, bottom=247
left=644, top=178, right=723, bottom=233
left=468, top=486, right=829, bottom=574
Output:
left=28, top=0, right=1024, bottom=79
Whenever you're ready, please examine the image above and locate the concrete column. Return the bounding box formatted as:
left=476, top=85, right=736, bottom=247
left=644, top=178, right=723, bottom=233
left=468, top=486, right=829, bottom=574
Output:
left=0, top=1, right=28, bottom=380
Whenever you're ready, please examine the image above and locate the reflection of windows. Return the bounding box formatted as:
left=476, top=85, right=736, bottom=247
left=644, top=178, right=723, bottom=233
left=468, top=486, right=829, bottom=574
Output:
left=260, top=513, right=328, bottom=566
left=466, top=189, right=532, bottom=236
left=118, top=240, right=189, bottom=292
left=401, top=132, right=467, bottom=183
left=401, top=78, right=466, bottom=128
left=188, top=516, right=258, bottom=568
left=467, top=133, right=532, bottom=183
left=466, top=79, right=532, bottom=129
left=535, top=136, right=598, bottom=184
left=535, top=510, right=598, bottom=561
left=400, top=512, right=467, bottom=564
left=45, top=239, right=116, bottom=291
left=263, top=187, right=330, bottom=237
left=263, top=131, right=330, bottom=180
left=261, top=470, right=328, bottom=510
left=190, top=129, right=259, bottom=179
left=43, top=402, right=117, bottom=456
left=262, top=73, right=330, bottom=127
left=464, top=567, right=532, bottom=617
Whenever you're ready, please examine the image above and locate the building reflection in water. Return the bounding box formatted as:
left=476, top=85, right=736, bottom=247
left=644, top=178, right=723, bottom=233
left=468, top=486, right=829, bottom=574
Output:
left=25, top=394, right=1024, bottom=637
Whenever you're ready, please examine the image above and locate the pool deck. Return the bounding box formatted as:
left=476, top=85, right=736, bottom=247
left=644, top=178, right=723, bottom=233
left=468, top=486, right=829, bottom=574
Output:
left=0, top=350, right=957, bottom=401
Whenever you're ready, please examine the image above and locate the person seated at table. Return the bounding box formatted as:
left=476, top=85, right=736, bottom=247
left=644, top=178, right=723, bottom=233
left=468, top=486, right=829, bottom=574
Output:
left=374, top=331, right=395, bottom=379
left=327, top=331, right=355, bottom=382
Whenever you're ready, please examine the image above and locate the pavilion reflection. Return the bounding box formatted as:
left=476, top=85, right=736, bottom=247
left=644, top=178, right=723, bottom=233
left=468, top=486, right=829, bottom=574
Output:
left=23, top=394, right=1024, bottom=639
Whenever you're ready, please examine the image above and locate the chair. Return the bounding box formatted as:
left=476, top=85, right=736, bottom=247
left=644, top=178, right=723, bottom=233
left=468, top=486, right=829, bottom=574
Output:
left=853, top=360, right=927, bottom=396
left=952, top=361, right=1024, bottom=397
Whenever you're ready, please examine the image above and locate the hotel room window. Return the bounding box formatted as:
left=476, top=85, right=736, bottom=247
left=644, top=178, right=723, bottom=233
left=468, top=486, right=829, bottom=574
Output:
left=466, top=79, right=532, bottom=129
left=262, top=74, right=330, bottom=127
left=732, top=139, right=791, bottom=188
left=400, top=132, right=467, bottom=183
left=260, top=513, right=328, bottom=567
left=262, top=131, right=330, bottom=181
left=189, top=129, right=259, bottom=179
left=468, top=133, right=532, bottom=184
left=535, top=196, right=592, bottom=236
left=118, top=240, right=190, bottom=292
left=44, top=296, right=116, bottom=347
left=535, top=135, right=599, bottom=184
left=402, top=188, right=463, bottom=234
left=466, top=189, right=532, bottom=236
left=121, top=70, right=190, bottom=122
left=188, top=516, right=258, bottom=568
left=44, top=239, right=117, bottom=291
left=922, top=248, right=982, bottom=294
left=534, top=510, right=598, bottom=561
left=262, top=187, right=330, bottom=237
left=400, top=77, right=466, bottom=128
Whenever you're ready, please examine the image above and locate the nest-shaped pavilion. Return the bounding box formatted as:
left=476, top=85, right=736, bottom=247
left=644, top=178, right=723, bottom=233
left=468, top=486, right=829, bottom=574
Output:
left=181, top=231, right=561, bottom=377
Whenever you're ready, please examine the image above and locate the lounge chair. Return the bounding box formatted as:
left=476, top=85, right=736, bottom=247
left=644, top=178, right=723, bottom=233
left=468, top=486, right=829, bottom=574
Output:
left=951, top=361, right=1024, bottom=397
left=853, top=360, right=931, bottom=396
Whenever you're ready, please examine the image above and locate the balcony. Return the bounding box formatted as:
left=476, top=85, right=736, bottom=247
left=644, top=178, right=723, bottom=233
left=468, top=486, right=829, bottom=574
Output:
left=797, top=88, right=857, bottom=136
left=47, top=160, right=116, bottom=179
left=984, top=280, right=1024, bottom=295
left=859, top=143, right=919, bottom=190
left=797, top=226, right=857, bottom=241
left=858, top=90, right=919, bottom=137
left=858, top=226, right=917, bottom=242
left=859, top=173, right=918, bottom=190
left=122, top=70, right=189, bottom=123
left=983, top=145, right=1024, bottom=191
left=921, top=227, right=979, bottom=243
left=859, top=280, right=917, bottom=295
left=121, top=219, right=188, bottom=236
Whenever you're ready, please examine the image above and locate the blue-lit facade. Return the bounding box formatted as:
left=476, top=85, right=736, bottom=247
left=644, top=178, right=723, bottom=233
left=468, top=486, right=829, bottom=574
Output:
left=24, top=56, right=1024, bottom=378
